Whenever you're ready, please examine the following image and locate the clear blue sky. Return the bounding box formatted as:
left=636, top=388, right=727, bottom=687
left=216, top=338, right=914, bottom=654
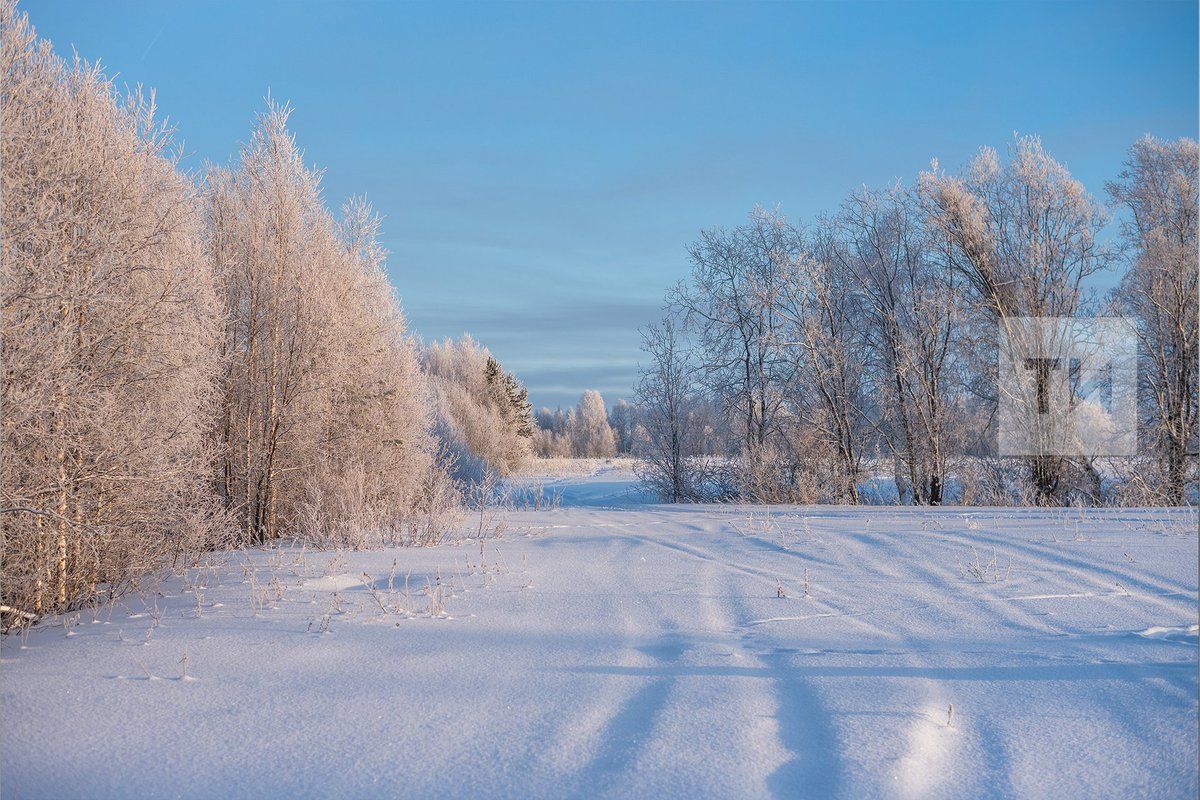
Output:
left=23, top=0, right=1198, bottom=409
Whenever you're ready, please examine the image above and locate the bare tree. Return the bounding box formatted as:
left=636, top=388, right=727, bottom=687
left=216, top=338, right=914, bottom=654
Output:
left=670, top=207, right=801, bottom=452
left=634, top=318, right=707, bottom=501
left=836, top=184, right=961, bottom=504
left=1108, top=135, right=1199, bottom=505
left=776, top=221, right=870, bottom=503
left=920, top=135, right=1112, bottom=503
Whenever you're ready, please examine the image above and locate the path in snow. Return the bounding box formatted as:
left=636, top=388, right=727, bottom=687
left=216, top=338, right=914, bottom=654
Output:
left=2, top=462, right=1196, bottom=799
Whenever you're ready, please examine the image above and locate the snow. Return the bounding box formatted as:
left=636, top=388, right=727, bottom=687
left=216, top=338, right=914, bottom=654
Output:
left=2, top=462, right=1197, bottom=799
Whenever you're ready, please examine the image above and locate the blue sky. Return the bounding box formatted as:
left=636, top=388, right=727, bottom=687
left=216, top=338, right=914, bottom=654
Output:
left=24, top=0, right=1198, bottom=409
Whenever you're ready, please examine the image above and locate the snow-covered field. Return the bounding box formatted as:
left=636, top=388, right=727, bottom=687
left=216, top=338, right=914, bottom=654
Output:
left=3, top=463, right=1197, bottom=800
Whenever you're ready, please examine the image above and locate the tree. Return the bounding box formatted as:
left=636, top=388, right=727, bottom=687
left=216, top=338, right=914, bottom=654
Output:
left=836, top=183, right=961, bottom=504
left=309, top=196, right=439, bottom=545
left=609, top=399, right=637, bottom=455
left=777, top=220, right=870, bottom=503
left=485, top=356, right=534, bottom=441
left=206, top=101, right=338, bottom=543
left=1108, top=136, right=1199, bottom=505
left=569, top=390, right=617, bottom=458
left=670, top=207, right=801, bottom=451
left=206, top=103, right=436, bottom=545
left=634, top=319, right=707, bottom=501
left=533, top=406, right=575, bottom=458
left=920, top=135, right=1112, bottom=503
left=2, top=1, right=222, bottom=616
left=424, top=337, right=532, bottom=476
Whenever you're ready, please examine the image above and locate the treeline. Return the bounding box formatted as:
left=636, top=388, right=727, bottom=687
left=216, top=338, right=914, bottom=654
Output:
left=634, top=135, right=1198, bottom=507
left=533, top=392, right=720, bottom=468
left=0, top=5, right=531, bottom=622
left=532, top=391, right=619, bottom=459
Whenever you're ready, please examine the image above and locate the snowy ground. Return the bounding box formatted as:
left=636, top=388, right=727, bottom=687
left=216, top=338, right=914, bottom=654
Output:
left=3, top=462, right=1197, bottom=800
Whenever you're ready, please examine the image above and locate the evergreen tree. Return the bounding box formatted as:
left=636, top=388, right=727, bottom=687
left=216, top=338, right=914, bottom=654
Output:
left=505, top=375, right=534, bottom=439
left=484, top=355, right=534, bottom=440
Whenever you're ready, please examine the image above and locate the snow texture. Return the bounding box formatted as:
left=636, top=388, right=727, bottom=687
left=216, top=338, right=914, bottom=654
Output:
left=2, top=462, right=1196, bottom=799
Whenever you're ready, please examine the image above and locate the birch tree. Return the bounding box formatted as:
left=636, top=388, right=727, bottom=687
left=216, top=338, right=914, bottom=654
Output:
left=206, top=104, right=437, bottom=545
left=1108, top=136, right=1199, bottom=505
left=569, top=390, right=616, bottom=458
left=670, top=207, right=800, bottom=452
left=836, top=184, right=961, bottom=504
left=634, top=318, right=707, bottom=501
left=920, top=136, right=1111, bottom=503
left=2, top=2, right=223, bottom=618
left=777, top=221, right=870, bottom=503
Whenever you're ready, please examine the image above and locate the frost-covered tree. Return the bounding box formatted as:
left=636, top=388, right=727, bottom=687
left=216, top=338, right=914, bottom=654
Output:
left=633, top=319, right=708, bottom=501
left=920, top=135, right=1112, bottom=503
left=609, top=399, right=637, bottom=455
left=670, top=207, right=801, bottom=451
left=835, top=184, right=962, bottom=504
left=533, top=407, right=572, bottom=458
left=424, top=337, right=533, bottom=477
left=1, top=2, right=223, bottom=616
left=1108, top=136, right=1199, bottom=505
left=206, top=104, right=441, bottom=546
left=777, top=220, right=870, bottom=503
left=312, top=197, right=446, bottom=544
left=569, top=390, right=616, bottom=458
